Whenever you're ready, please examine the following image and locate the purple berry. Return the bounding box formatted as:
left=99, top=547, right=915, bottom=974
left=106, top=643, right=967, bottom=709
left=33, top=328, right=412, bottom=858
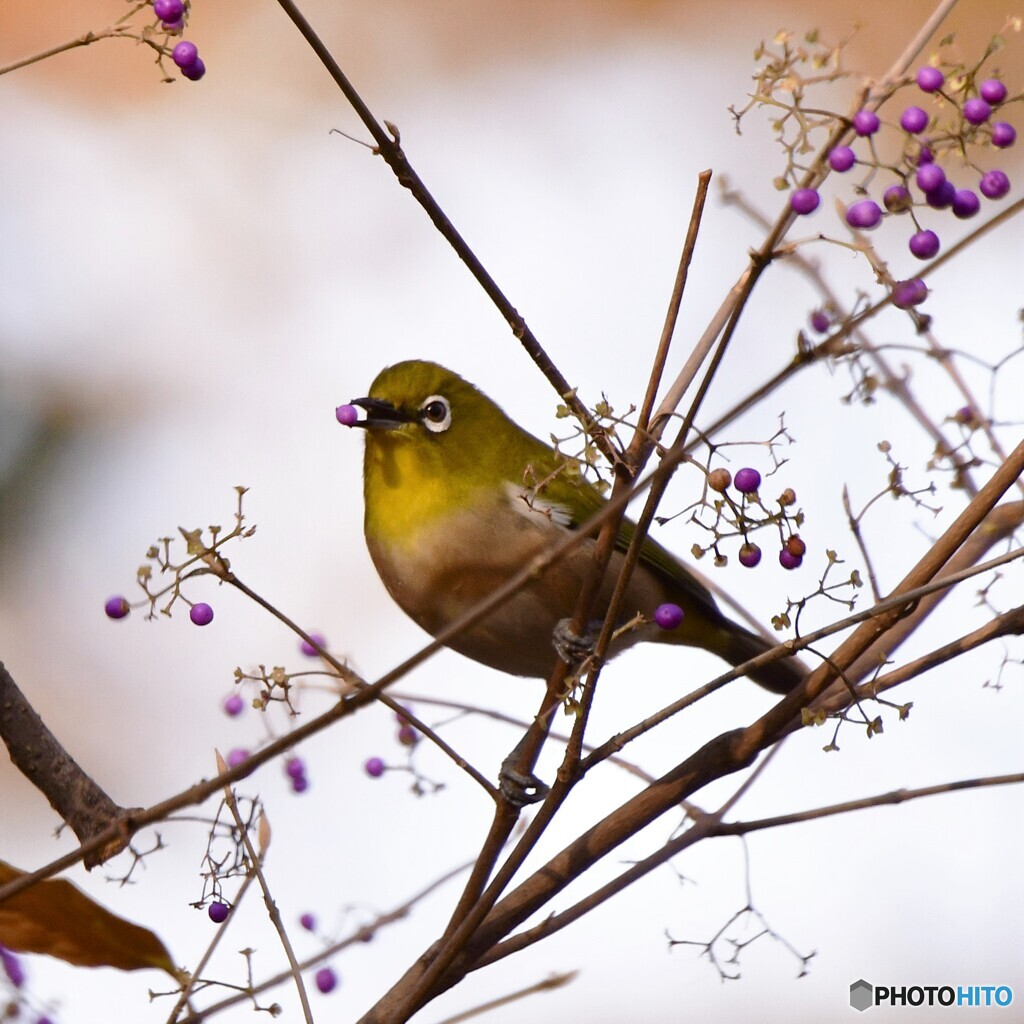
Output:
left=315, top=967, right=338, bottom=994
left=153, top=0, right=184, bottom=21
left=300, top=632, right=326, bottom=656
left=963, top=98, right=991, bottom=125
left=396, top=723, right=418, bottom=747
left=654, top=603, right=684, bottom=630
left=883, top=185, right=913, bottom=213
left=916, top=66, right=945, bottom=93
left=734, top=467, right=761, bottom=494
left=208, top=901, right=229, bottom=924
left=291, top=774, right=309, bottom=794
left=951, top=189, right=980, bottom=219
left=809, top=310, right=830, bottom=334
left=0, top=946, right=24, bottom=989
left=852, top=110, right=880, bottom=136
left=364, top=756, right=386, bottom=778
left=223, top=693, right=245, bottom=717
left=979, top=79, right=1007, bottom=105
left=226, top=747, right=250, bottom=769
left=846, top=200, right=882, bottom=229
left=915, top=145, right=934, bottom=165
left=900, top=106, right=928, bottom=134
left=181, top=56, right=206, bottom=81
left=335, top=403, right=359, bottom=426
left=979, top=170, right=1010, bottom=200
left=828, top=146, right=856, bottom=172
left=738, top=543, right=762, bottom=569
left=171, top=40, right=198, bottom=68
left=891, top=279, right=928, bottom=309
left=285, top=756, right=306, bottom=780
left=779, top=548, right=803, bottom=570
left=790, top=188, right=820, bottom=215
left=925, top=180, right=956, bottom=210
left=992, top=122, right=1017, bottom=149
left=300, top=913, right=317, bottom=931
left=909, top=229, right=941, bottom=260
left=190, top=601, right=214, bottom=626
left=915, top=163, right=946, bottom=194
left=105, top=595, right=130, bottom=620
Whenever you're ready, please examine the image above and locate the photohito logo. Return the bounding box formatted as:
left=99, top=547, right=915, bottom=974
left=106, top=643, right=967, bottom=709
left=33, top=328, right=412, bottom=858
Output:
left=849, top=980, right=1014, bottom=1012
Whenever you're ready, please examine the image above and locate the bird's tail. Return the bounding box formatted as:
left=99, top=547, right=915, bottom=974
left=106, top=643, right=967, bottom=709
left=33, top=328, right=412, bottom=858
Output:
left=715, top=620, right=807, bottom=695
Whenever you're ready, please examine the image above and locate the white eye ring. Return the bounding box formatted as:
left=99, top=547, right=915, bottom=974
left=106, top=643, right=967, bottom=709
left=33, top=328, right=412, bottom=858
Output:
left=419, top=395, right=452, bottom=433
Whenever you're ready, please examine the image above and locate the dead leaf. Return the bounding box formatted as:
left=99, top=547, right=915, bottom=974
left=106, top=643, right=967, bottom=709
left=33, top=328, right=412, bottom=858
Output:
left=0, top=861, right=178, bottom=977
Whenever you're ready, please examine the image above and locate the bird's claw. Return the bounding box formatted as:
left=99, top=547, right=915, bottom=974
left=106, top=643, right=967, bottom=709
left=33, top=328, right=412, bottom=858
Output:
left=552, top=618, right=597, bottom=666
left=498, top=760, right=550, bottom=807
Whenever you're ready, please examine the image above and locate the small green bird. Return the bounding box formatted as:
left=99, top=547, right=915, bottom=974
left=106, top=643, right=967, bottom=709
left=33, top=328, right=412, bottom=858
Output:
left=344, top=360, right=803, bottom=695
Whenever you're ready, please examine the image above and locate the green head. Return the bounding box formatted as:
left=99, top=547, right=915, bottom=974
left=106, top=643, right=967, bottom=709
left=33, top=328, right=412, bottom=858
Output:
left=347, top=361, right=555, bottom=541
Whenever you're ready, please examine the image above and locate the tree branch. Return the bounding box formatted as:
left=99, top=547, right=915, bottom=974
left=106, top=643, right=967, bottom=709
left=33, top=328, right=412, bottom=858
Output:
left=0, top=661, right=131, bottom=868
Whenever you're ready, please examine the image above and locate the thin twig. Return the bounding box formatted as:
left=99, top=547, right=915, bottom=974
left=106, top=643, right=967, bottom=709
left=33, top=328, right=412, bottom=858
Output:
left=475, top=769, right=1023, bottom=968
left=842, top=484, right=883, bottom=602
left=0, top=2, right=150, bottom=77
left=715, top=772, right=1024, bottom=836
left=428, top=971, right=578, bottom=1024
left=217, top=760, right=313, bottom=1024
left=224, top=574, right=497, bottom=798
left=164, top=871, right=259, bottom=1023
left=271, top=0, right=620, bottom=468
left=370, top=445, right=1024, bottom=1014
left=175, top=859, right=474, bottom=1023
left=633, top=170, right=713, bottom=441
left=854, top=604, right=1024, bottom=694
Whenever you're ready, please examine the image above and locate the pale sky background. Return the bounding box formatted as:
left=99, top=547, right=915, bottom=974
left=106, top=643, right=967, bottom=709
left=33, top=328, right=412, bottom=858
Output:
left=1, top=1, right=1023, bottom=1022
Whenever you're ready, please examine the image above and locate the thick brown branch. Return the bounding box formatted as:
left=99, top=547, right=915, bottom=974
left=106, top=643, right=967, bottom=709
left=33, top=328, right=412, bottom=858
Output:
left=475, top=769, right=1024, bottom=968
left=359, top=441, right=1024, bottom=1018
left=821, top=499, right=1024, bottom=697
left=0, top=662, right=130, bottom=868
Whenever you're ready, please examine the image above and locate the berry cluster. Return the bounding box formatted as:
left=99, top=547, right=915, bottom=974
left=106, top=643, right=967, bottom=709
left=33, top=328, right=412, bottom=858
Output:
left=171, top=39, right=206, bottom=81
left=153, top=0, right=185, bottom=32
left=152, top=0, right=206, bottom=81
left=284, top=755, right=310, bottom=794
left=104, top=594, right=215, bottom=625
left=790, top=63, right=1017, bottom=290
left=686, top=465, right=806, bottom=573
left=107, top=492, right=255, bottom=630
left=363, top=707, right=420, bottom=780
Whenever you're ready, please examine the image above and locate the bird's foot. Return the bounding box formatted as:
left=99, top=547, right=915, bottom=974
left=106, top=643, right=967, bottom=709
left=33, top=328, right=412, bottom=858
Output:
left=498, top=757, right=550, bottom=807
left=552, top=618, right=598, bottom=666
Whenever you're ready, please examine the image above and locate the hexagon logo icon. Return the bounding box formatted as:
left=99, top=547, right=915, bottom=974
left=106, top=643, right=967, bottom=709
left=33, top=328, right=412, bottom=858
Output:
left=850, top=979, right=873, bottom=1012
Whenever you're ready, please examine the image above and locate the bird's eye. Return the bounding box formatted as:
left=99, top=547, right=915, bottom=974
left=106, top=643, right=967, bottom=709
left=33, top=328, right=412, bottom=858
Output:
left=419, top=395, right=452, bottom=433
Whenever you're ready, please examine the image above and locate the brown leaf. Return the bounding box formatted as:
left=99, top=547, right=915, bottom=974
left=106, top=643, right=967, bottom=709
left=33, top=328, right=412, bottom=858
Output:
left=0, top=861, right=178, bottom=977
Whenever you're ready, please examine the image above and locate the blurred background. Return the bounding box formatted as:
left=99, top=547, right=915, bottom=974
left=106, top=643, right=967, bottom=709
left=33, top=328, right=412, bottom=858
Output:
left=1, top=1, right=1022, bottom=1021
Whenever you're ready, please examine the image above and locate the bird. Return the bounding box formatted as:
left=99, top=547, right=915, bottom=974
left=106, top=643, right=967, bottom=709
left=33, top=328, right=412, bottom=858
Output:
left=342, top=359, right=804, bottom=696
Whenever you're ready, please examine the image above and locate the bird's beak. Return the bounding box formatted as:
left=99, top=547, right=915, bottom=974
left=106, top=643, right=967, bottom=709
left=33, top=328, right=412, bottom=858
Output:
left=348, top=397, right=412, bottom=430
